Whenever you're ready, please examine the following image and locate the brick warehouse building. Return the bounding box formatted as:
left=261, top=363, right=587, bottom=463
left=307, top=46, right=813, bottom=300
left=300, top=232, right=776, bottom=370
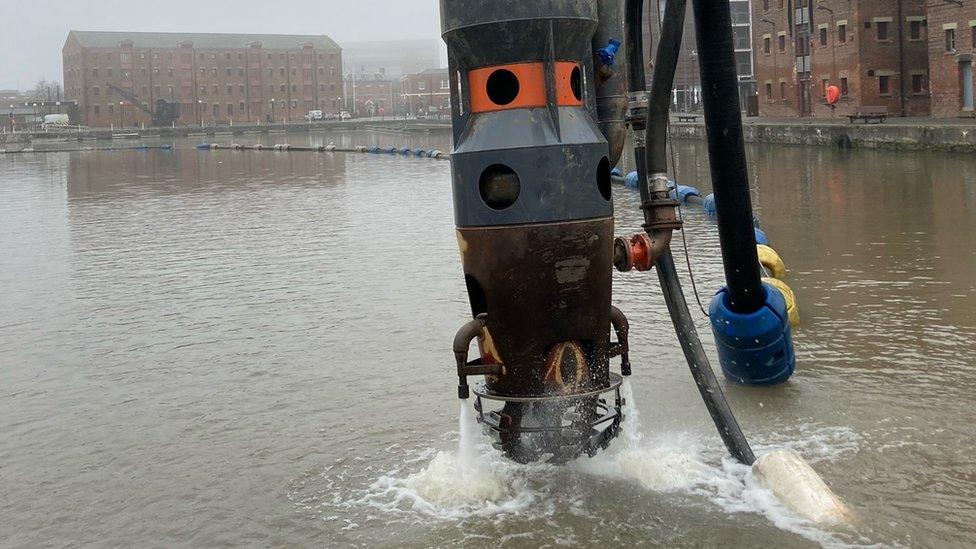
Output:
left=926, top=0, right=976, bottom=117
left=344, top=73, right=400, bottom=117
left=63, top=31, right=343, bottom=128
left=752, top=0, right=929, bottom=118
left=399, top=68, right=450, bottom=117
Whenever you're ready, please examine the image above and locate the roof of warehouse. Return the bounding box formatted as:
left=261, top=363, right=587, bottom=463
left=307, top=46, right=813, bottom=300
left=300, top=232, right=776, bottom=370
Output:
left=67, top=30, right=340, bottom=51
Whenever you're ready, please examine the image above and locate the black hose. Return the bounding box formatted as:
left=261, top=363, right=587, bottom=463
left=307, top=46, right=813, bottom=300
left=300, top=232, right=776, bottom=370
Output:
left=655, top=250, right=756, bottom=465
left=627, top=0, right=757, bottom=465
left=624, top=0, right=646, bottom=95
left=690, top=0, right=764, bottom=314
left=645, top=0, right=685, bottom=175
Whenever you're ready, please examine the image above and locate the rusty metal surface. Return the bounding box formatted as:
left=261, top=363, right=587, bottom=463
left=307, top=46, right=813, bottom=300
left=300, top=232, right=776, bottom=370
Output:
left=457, top=217, right=614, bottom=397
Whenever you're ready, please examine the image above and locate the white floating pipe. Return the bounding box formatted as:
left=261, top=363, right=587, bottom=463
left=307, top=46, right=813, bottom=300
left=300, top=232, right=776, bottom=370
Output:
left=752, top=449, right=850, bottom=523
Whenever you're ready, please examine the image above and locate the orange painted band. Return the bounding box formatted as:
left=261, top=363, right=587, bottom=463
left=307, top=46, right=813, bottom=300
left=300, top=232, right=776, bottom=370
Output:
left=468, top=61, right=584, bottom=113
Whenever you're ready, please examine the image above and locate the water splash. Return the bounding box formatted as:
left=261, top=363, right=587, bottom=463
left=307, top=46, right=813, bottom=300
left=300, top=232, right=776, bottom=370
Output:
left=361, top=400, right=540, bottom=519
left=457, top=400, right=478, bottom=469
left=352, top=384, right=861, bottom=545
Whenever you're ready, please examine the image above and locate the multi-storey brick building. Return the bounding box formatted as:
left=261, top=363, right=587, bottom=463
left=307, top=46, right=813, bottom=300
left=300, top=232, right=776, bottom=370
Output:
left=926, top=0, right=976, bottom=117
left=344, top=73, right=400, bottom=117
left=399, top=68, right=450, bottom=116
left=752, top=0, right=929, bottom=118
left=62, top=31, right=343, bottom=127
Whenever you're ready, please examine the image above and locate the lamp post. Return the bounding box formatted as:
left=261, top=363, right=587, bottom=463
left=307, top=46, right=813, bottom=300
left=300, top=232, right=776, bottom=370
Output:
left=119, top=101, right=124, bottom=128
left=197, top=100, right=203, bottom=126
left=761, top=18, right=778, bottom=101
left=270, top=98, right=276, bottom=125
left=32, top=102, right=37, bottom=127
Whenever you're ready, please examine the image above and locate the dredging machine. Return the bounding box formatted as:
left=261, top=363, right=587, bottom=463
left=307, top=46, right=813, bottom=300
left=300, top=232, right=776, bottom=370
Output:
left=443, top=0, right=845, bottom=522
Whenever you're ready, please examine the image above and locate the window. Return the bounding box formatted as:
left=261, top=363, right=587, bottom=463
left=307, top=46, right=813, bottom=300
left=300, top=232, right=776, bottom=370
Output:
left=225, top=53, right=231, bottom=60
left=946, top=29, right=956, bottom=52
left=973, top=26, right=976, bottom=49
left=140, top=53, right=145, bottom=59
left=93, top=86, right=100, bottom=96
left=280, top=68, right=285, bottom=76
left=879, top=75, right=891, bottom=95
left=167, top=68, right=173, bottom=77
left=778, top=34, right=786, bottom=52
left=92, top=68, right=98, bottom=77
left=733, top=26, right=751, bottom=49
left=765, top=82, right=773, bottom=99
left=822, top=78, right=829, bottom=95
left=153, top=68, right=159, bottom=77
left=238, top=68, right=244, bottom=76
left=417, top=80, right=426, bottom=91
left=877, top=21, right=889, bottom=41
left=227, top=103, right=234, bottom=116
left=730, top=2, right=750, bottom=25
left=440, top=79, right=450, bottom=89
left=780, top=81, right=786, bottom=99
left=763, top=36, right=771, bottom=54
left=838, top=23, right=847, bottom=43
left=108, top=104, right=114, bottom=114
left=211, top=68, right=218, bottom=76
left=820, top=27, right=828, bottom=46
left=909, top=20, right=922, bottom=41
left=280, top=84, right=286, bottom=92
left=226, top=68, right=232, bottom=76
left=213, top=103, right=219, bottom=116
left=227, top=85, right=233, bottom=95
left=93, top=104, right=100, bottom=114
left=912, top=74, right=924, bottom=94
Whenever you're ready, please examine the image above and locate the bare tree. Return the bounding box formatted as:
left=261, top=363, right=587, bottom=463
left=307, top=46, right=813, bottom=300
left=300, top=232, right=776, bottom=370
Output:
left=27, top=79, right=63, bottom=101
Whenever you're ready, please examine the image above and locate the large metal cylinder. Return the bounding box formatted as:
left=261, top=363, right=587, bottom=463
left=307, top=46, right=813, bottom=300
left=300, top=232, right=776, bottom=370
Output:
left=442, top=0, right=614, bottom=399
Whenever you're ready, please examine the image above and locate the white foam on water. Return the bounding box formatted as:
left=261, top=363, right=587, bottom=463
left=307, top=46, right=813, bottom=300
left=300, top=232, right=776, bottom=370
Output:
left=573, top=380, right=866, bottom=548
left=351, top=384, right=865, bottom=546
left=359, top=400, right=546, bottom=521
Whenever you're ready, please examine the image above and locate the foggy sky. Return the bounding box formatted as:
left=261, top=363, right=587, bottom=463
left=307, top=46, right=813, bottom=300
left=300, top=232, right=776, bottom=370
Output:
left=0, top=0, right=444, bottom=90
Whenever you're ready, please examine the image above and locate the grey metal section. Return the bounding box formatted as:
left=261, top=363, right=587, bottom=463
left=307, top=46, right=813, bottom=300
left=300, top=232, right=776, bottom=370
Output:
left=451, top=107, right=612, bottom=227
left=593, top=0, right=629, bottom=167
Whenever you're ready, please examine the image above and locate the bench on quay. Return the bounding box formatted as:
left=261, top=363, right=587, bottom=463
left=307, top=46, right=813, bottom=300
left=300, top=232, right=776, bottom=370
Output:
left=675, top=113, right=699, bottom=122
left=848, top=106, right=887, bottom=124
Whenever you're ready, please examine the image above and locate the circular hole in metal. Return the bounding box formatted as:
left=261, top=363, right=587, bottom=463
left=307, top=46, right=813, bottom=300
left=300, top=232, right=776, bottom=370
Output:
left=597, top=157, right=612, bottom=201
left=479, top=164, right=521, bottom=210
left=486, top=69, right=520, bottom=106
left=570, top=66, right=582, bottom=101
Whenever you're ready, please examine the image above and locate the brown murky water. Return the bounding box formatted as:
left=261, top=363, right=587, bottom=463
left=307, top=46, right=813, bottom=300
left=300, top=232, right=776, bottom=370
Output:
left=1, top=130, right=974, bottom=547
